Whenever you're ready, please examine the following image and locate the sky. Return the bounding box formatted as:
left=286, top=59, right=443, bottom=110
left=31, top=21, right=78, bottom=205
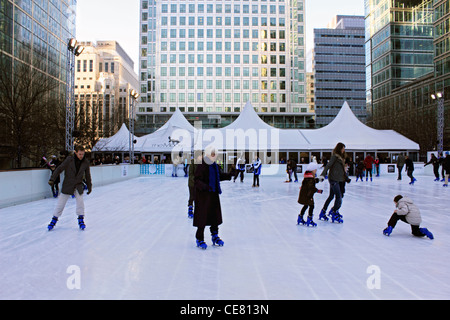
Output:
left=76, top=0, right=365, bottom=74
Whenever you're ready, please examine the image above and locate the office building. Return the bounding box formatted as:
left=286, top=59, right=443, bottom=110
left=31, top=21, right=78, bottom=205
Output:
left=74, top=41, right=139, bottom=140
left=0, top=0, right=77, bottom=168
left=313, top=15, right=366, bottom=126
left=138, top=0, right=311, bottom=133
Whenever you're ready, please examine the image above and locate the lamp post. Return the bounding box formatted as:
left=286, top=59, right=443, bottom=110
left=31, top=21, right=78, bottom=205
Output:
left=431, top=91, right=444, bottom=155
left=66, top=38, right=84, bottom=152
left=129, top=89, right=140, bottom=164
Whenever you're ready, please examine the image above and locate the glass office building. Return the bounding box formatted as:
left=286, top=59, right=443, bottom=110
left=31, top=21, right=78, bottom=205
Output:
left=365, top=0, right=435, bottom=122
left=0, top=0, right=77, bottom=92
left=0, top=0, right=77, bottom=167
left=138, top=0, right=312, bottom=133
left=364, top=0, right=450, bottom=154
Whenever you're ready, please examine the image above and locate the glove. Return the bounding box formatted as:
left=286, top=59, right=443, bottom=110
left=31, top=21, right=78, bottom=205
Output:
left=317, top=189, right=323, bottom=194
left=48, top=180, right=54, bottom=187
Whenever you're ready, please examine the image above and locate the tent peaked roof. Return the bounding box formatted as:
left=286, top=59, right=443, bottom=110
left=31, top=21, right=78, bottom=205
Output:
left=223, top=101, right=274, bottom=131
left=300, top=101, right=420, bottom=150
left=324, top=101, right=368, bottom=132
left=156, top=107, right=195, bottom=133
left=92, top=123, right=137, bottom=152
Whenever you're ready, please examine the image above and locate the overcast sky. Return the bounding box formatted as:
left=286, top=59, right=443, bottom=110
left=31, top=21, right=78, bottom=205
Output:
left=76, top=0, right=365, bottom=73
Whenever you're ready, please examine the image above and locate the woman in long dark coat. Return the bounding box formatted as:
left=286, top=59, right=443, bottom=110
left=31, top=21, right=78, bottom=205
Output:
left=194, top=146, right=233, bottom=250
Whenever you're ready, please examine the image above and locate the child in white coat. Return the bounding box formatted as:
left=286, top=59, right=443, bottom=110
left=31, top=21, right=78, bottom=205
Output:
left=383, top=195, right=434, bottom=239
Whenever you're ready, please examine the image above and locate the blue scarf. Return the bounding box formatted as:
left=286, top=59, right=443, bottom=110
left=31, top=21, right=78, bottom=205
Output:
left=208, top=162, right=222, bottom=194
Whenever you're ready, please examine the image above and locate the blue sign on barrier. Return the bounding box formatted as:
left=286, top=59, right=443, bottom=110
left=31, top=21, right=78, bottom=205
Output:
left=140, top=164, right=165, bottom=175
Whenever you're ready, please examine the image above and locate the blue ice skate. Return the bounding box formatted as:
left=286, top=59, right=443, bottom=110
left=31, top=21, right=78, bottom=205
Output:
left=212, top=234, right=224, bottom=247
left=420, top=228, right=434, bottom=240
left=329, top=209, right=344, bottom=224
left=188, top=205, right=194, bottom=219
left=306, top=216, right=317, bottom=227
left=78, top=215, right=86, bottom=230
left=48, top=216, right=58, bottom=231
left=297, top=215, right=306, bottom=225
left=319, top=209, right=329, bottom=221
left=196, top=240, right=207, bottom=250
left=443, top=184, right=448, bottom=187
left=383, top=226, right=393, bottom=236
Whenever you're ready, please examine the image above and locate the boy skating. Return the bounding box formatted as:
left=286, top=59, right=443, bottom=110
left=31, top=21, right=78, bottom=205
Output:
left=383, top=195, right=433, bottom=239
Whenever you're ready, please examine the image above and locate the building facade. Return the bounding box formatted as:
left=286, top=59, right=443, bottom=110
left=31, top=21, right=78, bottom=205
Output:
left=365, top=0, right=435, bottom=123
left=313, top=15, right=366, bottom=126
left=74, top=41, right=139, bottom=142
left=365, top=0, right=450, bottom=155
left=0, top=0, right=77, bottom=168
left=138, top=0, right=311, bottom=133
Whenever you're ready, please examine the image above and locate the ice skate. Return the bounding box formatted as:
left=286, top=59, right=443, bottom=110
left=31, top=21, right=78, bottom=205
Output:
left=329, top=209, right=344, bottom=224
left=319, top=209, right=329, bottom=221
left=420, top=228, right=434, bottom=240
left=48, top=216, right=58, bottom=231
left=196, top=240, right=207, bottom=250
left=297, top=215, right=306, bottom=225
left=383, top=226, right=393, bottom=236
left=212, top=234, right=224, bottom=247
left=188, top=205, right=194, bottom=219
left=78, top=215, right=86, bottom=230
left=306, top=216, right=317, bottom=227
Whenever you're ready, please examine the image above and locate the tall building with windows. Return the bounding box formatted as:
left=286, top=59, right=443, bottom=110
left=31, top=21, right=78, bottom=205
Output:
left=138, top=0, right=311, bottom=133
left=313, top=15, right=366, bottom=126
left=365, top=0, right=435, bottom=123
left=0, top=0, right=76, bottom=93
left=0, top=0, right=77, bottom=168
left=74, top=41, right=139, bottom=139
left=364, top=0, right=450, bottom=155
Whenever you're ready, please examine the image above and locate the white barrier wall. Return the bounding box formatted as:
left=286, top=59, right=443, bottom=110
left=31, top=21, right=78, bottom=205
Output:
left=0, top=164, right=140, bottom=209
left=0, top=163, right=435, bottom=209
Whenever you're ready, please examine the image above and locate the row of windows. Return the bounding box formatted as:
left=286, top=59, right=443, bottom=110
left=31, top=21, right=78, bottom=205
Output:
left=160, top=79, right=287, bottom=90
left=158, top=29, right=285, bottom=41
left=159, top=38, right=287, bottom=53
left=158, top=16, right=287, bottom=27
left=138, top=106, right=307, bottom=114
left=159, top=66, right=287, bottom=77
left=159, top=92, right=288, bottom=104
left=160, top=40, right=285, bottom=52
left=159, top=53, right=286, bottom=65
left=160, top=3, right=286, bottom=15
left=76, top=60, right=115, bottom=74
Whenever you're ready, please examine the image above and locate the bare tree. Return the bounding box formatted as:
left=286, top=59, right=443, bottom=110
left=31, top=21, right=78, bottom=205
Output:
left=0, top=54, right=65, bottom=168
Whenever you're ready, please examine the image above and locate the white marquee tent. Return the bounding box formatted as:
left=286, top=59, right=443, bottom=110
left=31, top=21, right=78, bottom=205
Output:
left=93, top=102, right=420, bottom=154
left=92, top=123, right=140, bottom=152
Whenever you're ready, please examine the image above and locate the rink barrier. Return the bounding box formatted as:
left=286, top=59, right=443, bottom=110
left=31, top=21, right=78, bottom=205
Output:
left=0, top=164, right=140, bottom=209
left=0, top=163, right=435, bottom=209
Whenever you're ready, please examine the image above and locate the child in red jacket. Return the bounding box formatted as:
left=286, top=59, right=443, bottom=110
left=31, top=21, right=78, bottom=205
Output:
left=297, top=163, right=323, bottom=227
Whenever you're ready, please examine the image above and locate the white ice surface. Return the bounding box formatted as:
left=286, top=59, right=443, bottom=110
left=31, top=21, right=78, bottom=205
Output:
left=1, top=173, right=449, bottom=300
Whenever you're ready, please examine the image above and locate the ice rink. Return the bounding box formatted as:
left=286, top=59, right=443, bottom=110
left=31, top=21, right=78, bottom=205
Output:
left=1, top=171, right=449, bottom=300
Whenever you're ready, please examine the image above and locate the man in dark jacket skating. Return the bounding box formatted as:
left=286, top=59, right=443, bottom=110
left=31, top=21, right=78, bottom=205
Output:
left=47, top=146, right=92, bottom=231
